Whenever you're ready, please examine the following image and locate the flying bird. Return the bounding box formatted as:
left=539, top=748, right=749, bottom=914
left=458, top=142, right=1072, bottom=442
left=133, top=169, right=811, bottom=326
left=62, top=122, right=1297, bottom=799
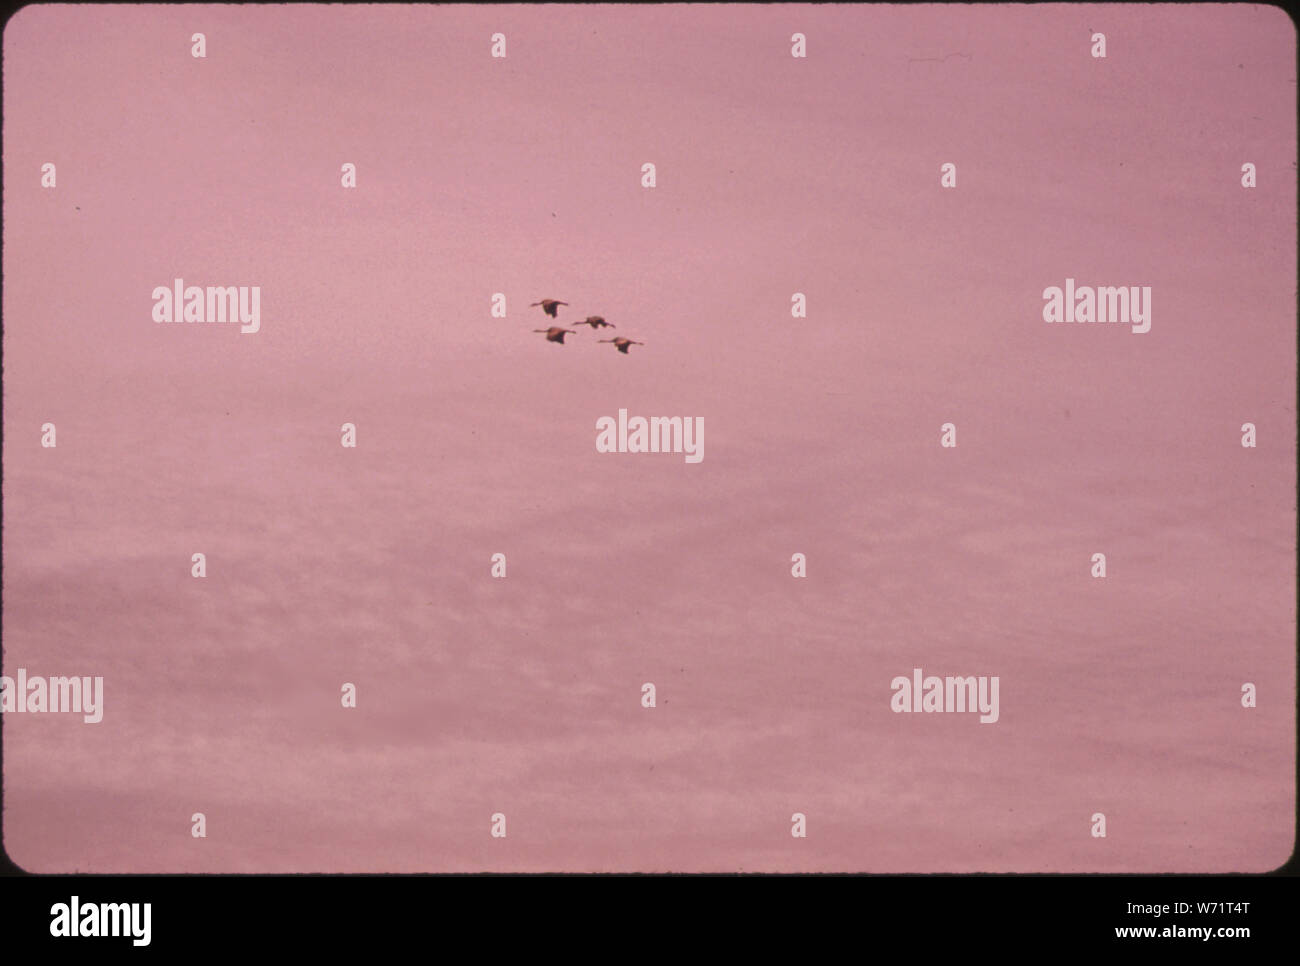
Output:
left=530, top=299, right=569, bottom=317
left=573, top=316, right=615, bottom=329
left=599, top=337, right=644, bottom=354
left=535, top=326, right=577, bottom=344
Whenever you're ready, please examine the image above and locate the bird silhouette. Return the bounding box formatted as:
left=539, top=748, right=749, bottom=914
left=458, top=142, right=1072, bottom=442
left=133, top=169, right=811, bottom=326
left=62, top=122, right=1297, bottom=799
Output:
left=530, top=299, right=568, bottom=318
left=573, top=316, right=615, bottom=329
left=599, top=337, right=643, bottom=354
left=535, top=326, right=577, bottom=344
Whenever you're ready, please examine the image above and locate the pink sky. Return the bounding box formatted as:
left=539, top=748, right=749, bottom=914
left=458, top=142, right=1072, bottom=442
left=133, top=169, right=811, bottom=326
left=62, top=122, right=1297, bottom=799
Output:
left=2, top=3, right=1295, bottom=872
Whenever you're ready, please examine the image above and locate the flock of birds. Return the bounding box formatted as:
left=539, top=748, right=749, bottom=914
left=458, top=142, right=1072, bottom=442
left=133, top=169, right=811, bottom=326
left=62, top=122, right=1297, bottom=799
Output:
left=529, top=299, right=644, bottom=354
